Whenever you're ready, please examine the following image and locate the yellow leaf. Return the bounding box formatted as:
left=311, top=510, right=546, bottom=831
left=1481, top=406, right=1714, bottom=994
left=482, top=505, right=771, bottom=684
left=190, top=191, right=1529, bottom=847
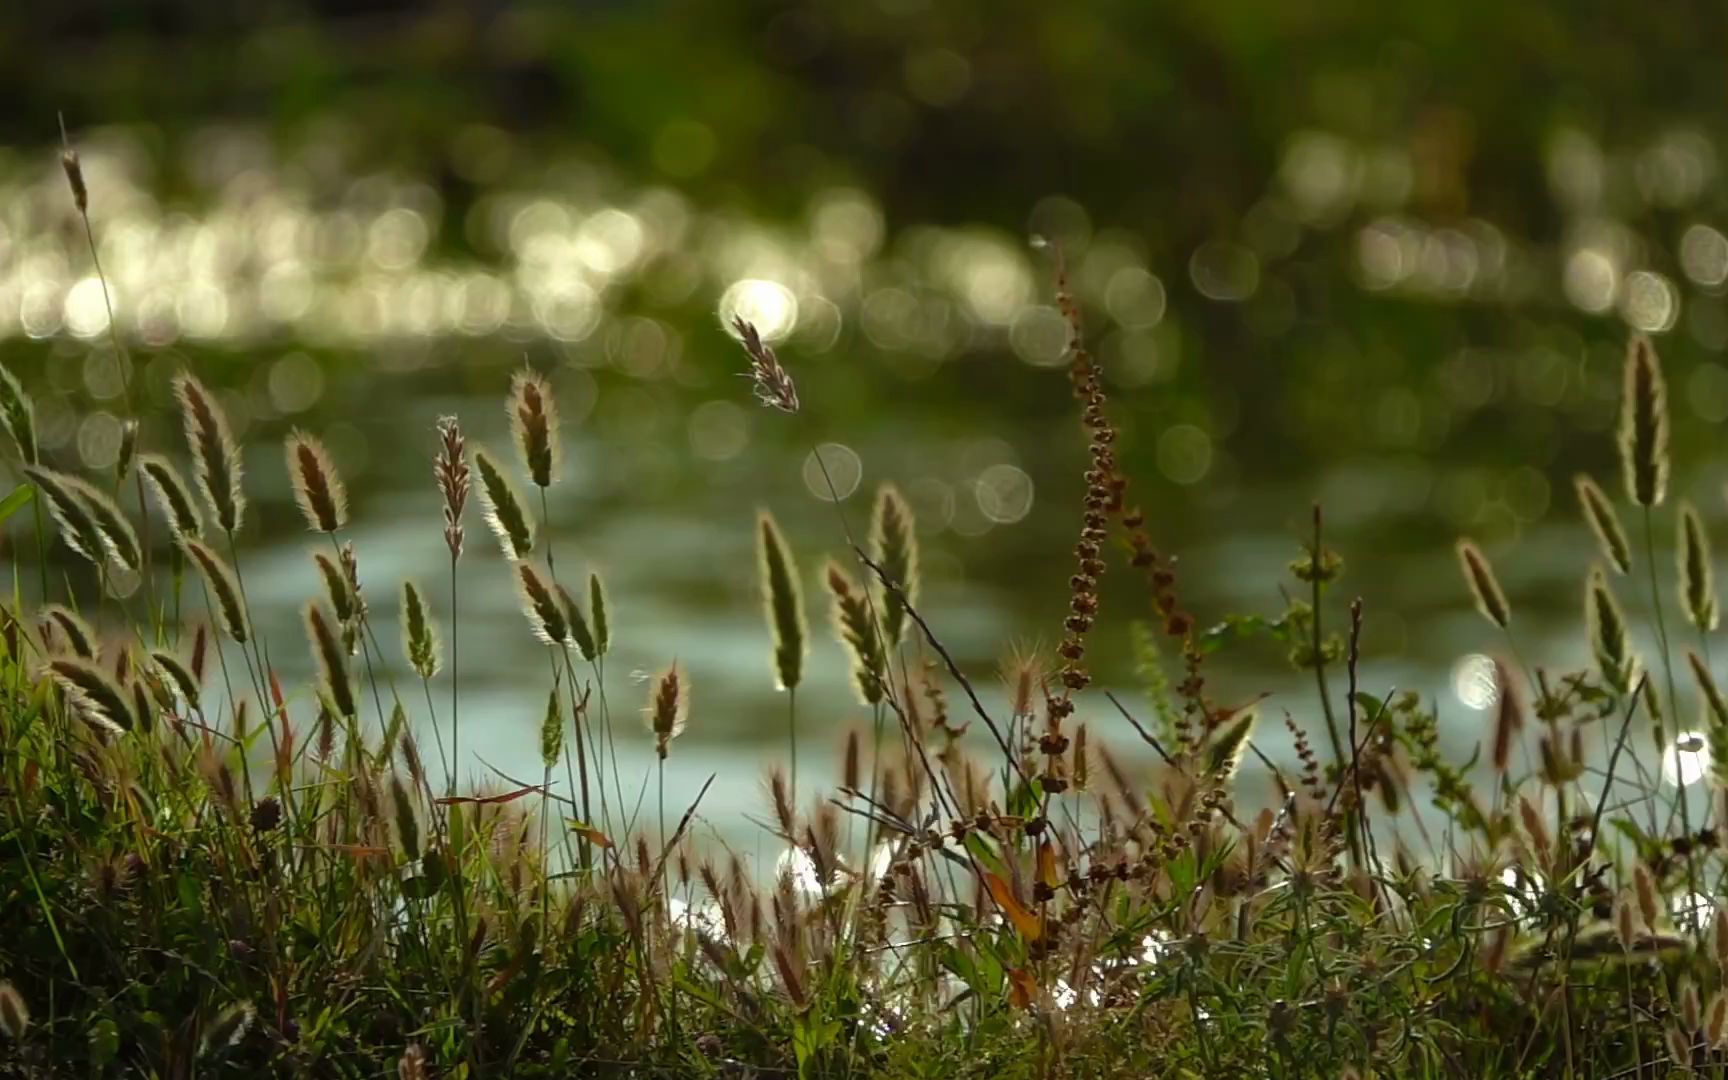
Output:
left=1007, top=966, right=1037, bottom=1009
left=983, top=870, right=1043, bottom=942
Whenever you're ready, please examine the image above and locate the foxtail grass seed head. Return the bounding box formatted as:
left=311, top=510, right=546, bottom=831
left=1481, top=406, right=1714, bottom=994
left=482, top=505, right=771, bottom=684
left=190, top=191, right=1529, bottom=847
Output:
left=60, top=143, right=87, bottom=213
left=174, top=372, right=245, bottom=534
left=1586, top=565, right=1634, bottom=694
left=285, top=430, right=347, bottom=533
left=1668, top=1026, right=1694, bottom=1070
left=647, top=662, right=688, bottom=760
left=150, top=649, right=201, bottom=712
left=1634, top=862, right=1660, bottom=932
left=515, top=562, right=569, bottom=646
left=400, top=581, right=440, bottom=678
left=313, top=551, right=356, bottom=624
left=182, top=538, right=249, bottom=644
left=541, top=685, right=564, bottom=769
left=60, top=471, right=140, bottom=571
left=0, top=363, right=38, bottom=465
left=1683, top=980, right=1702, bottom=1033
left=474, top=447, right=534, bottom=559
left=391, top=773, right=420, bottom=860
left=729, top=316, right=799, bottom=413
left=1517, top=793, right=1550, bottom=861
left=1680, top=502, right=1718, bottom=631
left=117, top=420, right=137, bottom=479
left=138, top=454, right=202, bottom=539
left=826, top=560, right=887, bottom=705
left=48, top=657, right=135, bottom=733
left=41, top=605, right=95, bottom=659
left=1614, top=891, right=1638, bottom=952
left=757, top=511, right=806, bottom=692
left=1455, top=539, right=1510, bottom=629
left=509, top=368, right=560, bottom=488
left=1715, top=907, right=1728, bottom=971
left=1491, top=658, right=1524, bottom=774
left=554, top=584, right=597, bottom=661
left=200, top=1001, right=255, bottom=1057
left=1620, top=332, right=1669, bottom=508
left=871, top=482, right=918, bottom=648
left=305, top=602, right=357, bottom=720
left=399, top=1044, right=428, bottom=1080
left=1575, top=474, right=1631, bottom=575
left=1710, top=992, right=1728, bottom=1049
left=589, top=573, right=610, bottom=656
left=24, top=465, right=111, bottom=568
left=435, top=415, right=469, bottom=560
left=0, top=981, right=26, bottom=1040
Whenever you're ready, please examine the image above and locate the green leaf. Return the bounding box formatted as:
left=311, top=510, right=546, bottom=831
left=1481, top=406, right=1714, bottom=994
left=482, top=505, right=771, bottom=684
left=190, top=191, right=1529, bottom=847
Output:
left=89, top=1016, right=120, bottom=1065
left=0, top=483, right=32, bottom=524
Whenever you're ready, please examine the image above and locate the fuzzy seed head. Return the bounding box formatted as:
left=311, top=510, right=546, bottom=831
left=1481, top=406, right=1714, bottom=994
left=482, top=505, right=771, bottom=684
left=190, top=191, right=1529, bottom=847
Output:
left=554, top=584, right=597, bottom=661
left=24, top=465, right=115, bottom=569
left=589, top=573, right=610, bottom=656
left=871, top=483, right=919, bottom=647
left=1574, top=474, right=1630, bottom=575
left=757, top=511, right=806, bottom=692
left=286, top=430, right=347, bottom=533
left=826, top=561, right=887, bottom=706
left=48, top=657, right=134, bottom=734
left=0, top=981, right=27, bottom=1040
left=647, top=662, right=688, bottom=759
left=182, top=538, right=249, bottom=644
left=1620, top=333, right=1669, bottom=508
left=138, top=454, right=202, bottom=539
left=1634, top=862, right=1660, bottom=933
left=730, top=316, right=800, bottom=413
left=509, top=368, right=560, bottom=488
left=1456, top=539, right=1510, bottom=629
left=474, top=447, right=534, bottom=559
left=1709, top=992, right=1728, bottom=1049
left=400, top=581, right=440, bottom=679
left=1586, top=565, right=1634, bottom=694
left=0, top=363, right=38, bottom=465
left=1680, top=501, right=1718, bottom=631
left=304, top=602, right=356, bottom=719
left=540, top=685, right=564, bottom=769
left=40, top=604, right=95, bottom=659
left=174, top=372, right=245, bottom=534
left=1614, top=891, right=1638, bottom=952
left=515, top=562, right=569, bottom=646
left=435, top=416, right=469, bottom=560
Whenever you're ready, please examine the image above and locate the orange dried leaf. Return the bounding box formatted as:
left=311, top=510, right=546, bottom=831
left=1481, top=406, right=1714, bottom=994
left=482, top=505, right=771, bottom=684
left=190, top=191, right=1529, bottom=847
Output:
left=1007, top=967, right=1037, bottom=1009
left=567, top=821, right=614, bottom=849
left=983, top=870, right=1043, bottom=942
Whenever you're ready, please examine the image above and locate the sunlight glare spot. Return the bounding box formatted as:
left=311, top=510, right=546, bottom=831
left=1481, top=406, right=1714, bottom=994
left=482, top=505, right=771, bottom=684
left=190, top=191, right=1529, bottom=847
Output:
left=1661, top=730, right=1711, bottom=787
left=1452, top=654, right=1499, bottom=711
left=720, top=279, right=799, bottom=343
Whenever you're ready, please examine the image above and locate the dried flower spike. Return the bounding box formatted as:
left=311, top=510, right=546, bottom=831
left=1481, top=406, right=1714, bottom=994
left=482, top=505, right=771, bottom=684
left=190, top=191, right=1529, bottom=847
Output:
left=516, top=562, right=569, bottom=646
left=138, top=454, right=202, bottom=539
left=0, top=363, right=38, bottom=465
left=730, top=317, right=799, bottom=413
left=182, top=538, right=249, bottom=644
left=647, top=661, right=688, bottom=759
left=305, top=602, right=356, bottom=720
left=826, top=561, right=886, bottom=705
left=1620, top=332, right=1669, bottom=509
left=435, top=416, right=469, bottom=560
left=286, top=430, right=347, bottom=533
left=1586, top=565, right=1633, bottom=694
left=0, top=980, right=26, bottom=1040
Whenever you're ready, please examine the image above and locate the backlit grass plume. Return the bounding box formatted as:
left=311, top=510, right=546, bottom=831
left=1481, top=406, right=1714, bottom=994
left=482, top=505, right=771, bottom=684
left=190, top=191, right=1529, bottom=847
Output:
left=1619, top=333, right=1669, bottom=508
left=57, top=471, right=141, bottom=571
left=48, top=657, right=135, bottom=734
left=150, top=649, right=202, bottom=712
left=173, top=372, right=245, bottom=534
left=826, top=560, right=886, bottom=705
left=286, top=430, right=347, bottom=533
left=400, top=581, right=440, bottom=678
left=24, top=464, right=115, bottom=569
left=647, top=662, right=688, bottom=759
left=515, top=562, right=569, bottom=646
left=314, top=552, right=357, bottom=624
left=589, top=573, right=610, bottom=656
left=757, top=511, right=806, bottom=692
left=871, top=483, right=918, bottom=648
left=555, top=584, right=598, bottom=661
left=540, top=685, right=564, bottom=769
left=0, top=980, right=27, bottom=1040
left=182, top=538, right=248, bottom=644
left=435, top=416, right=469, bottom=560
left=509, top=368, right=560, bottom=488
left=474, top=447, right=534, bottom=559
left=1455, top=539, right=1510, bottom=630
left=305, top=602, right=357, bottom=720
left=138, top=454, right=202, bottom=539
left=0, top=363, right=37, bottom=465
left=1586, top=565, right=1634, bottom=694
left=730, top=317, right=799, bottom=414
left=1679, top=501, right=1717, bottom=631
left=1575, top=474, right=1631, bottom=575
left=40, top=605, right=95, bottom=659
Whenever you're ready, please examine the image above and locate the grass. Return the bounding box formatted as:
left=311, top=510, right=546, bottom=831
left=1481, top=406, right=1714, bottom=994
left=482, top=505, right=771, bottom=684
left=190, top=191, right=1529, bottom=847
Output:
left=2, top=168, right=1728, bottom=1080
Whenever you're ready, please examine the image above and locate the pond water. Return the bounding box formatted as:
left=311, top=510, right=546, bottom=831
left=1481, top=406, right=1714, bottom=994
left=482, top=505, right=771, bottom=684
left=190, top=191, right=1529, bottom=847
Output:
left=5, top=127, right=1725, bottom=856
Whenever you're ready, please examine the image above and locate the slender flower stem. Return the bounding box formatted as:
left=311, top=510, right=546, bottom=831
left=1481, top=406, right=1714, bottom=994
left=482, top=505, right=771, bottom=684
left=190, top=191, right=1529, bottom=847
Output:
left=1645, top=507, right=1699, bottom=941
